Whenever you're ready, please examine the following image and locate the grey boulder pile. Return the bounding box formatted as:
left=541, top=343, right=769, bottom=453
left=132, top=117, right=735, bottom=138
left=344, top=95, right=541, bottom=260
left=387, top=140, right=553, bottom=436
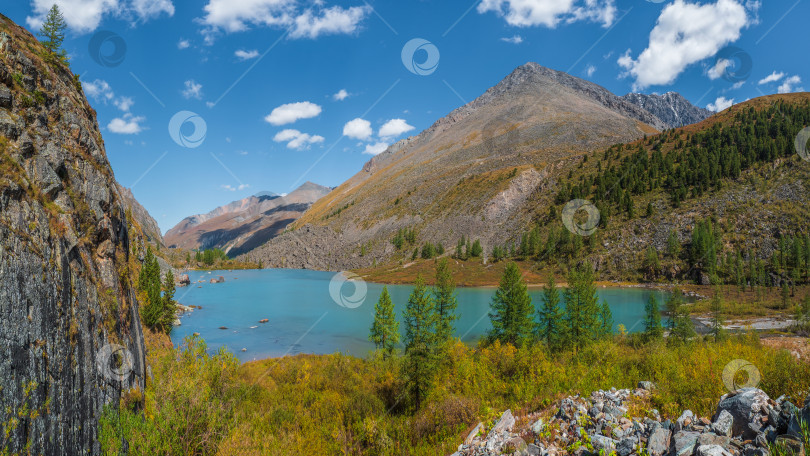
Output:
left=452, top=385, right=809, bottom=456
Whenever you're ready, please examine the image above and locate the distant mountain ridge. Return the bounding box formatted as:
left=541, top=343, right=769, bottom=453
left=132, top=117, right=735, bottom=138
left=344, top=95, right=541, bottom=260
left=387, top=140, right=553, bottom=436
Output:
left=165, top=182, right=331, bottom=255
left=242, top=62, right=712, bottom=270
left=622, top=92, right=713, bottom=128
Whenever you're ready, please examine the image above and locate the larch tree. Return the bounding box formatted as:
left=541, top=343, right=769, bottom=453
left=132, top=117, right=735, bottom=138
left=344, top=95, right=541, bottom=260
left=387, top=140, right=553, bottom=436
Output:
left=488, top=262, right=534, bottom=347
left=402, top=276, right=438, bottom=410
left=370, top=286, right=400, bottom=357
left=536, top=274, right=566, bottom=351
left=433, top=258, right=458, bottom=344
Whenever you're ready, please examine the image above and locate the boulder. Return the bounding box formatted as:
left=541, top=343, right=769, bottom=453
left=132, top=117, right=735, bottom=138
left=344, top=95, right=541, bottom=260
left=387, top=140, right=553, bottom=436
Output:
left=592, top=435, right=617, bottom=454
left=489, top=409, right=515, bottom=436
left=638, top=381, right=656, bottom=391
left=617, top=438, right=636, bottom=456
left=177, top=274, right=191, bottom=286
left=713, top=410, right=734, bottom=437
left=716, top=388, right=770, bottom=440
left=648, top=427, right=672, bottom=456
left=676, top=410, right=695, bottom=432
left=695, top=444, right=734, bottom=456
left=698, top=433, right=731, bottom=448
left=465, top=422, right=482, bottom=445
left=671, top=431, right=701, bottom=456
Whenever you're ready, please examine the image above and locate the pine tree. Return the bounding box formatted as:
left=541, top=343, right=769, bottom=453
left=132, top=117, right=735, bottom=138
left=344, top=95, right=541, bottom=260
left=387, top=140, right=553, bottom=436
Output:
left=644, top=294, right=663, bottom=340
left=402, top=276, right=438, bottom=409
left=536, top=274, right=566, bottom=351
left=370, top=286, right=400, bottom=357
left=433, top=258, right=458, bottom=343
left=563, top=262, right=600, bottom=353
left=161, top=270, right=177, bottom=333
left=38, top=4, right=68, bottom=64
left=470, top=239, right=483, bottom=258
left=597, top=300, right=613, bottom=339
left=488, top=262, right=534, bottom=347
left=666, top=287, right=695, bottom=343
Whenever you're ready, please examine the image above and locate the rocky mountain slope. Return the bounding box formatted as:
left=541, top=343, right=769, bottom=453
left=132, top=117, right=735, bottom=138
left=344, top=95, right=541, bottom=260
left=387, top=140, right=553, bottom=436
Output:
left=242, top=63, right=706, bottom=270
left=622, top=92, right=713, bottom=128
left=0, top=15, right=145, bottom=454
left=118, top=184, right=164, bottom=247
left=165, top=181, right=330, bottom=256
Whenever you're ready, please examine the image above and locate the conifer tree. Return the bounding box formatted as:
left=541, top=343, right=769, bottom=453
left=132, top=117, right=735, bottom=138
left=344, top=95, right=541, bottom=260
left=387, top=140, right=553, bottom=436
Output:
left=563, top=262, right=600, bottom=353
left=597, top=300, right=613, bottom=339
left=402, top=276, right=438, bottom=409
left=666, top=287, right=695, bottom=343
left=433, top=258, right=458, bottom=343
left=370, top=286, right=399, bottom=357
left=488, top=262, right=534, bottom=346
left=161, top=270, right=177, bottom=333
left=644, top=294, right=663, bottom=340
left=38, top=5, right=68, bottom=63
left=709, top=289, right=727, bottom=341
left=536, top=274, right=566, bottom=351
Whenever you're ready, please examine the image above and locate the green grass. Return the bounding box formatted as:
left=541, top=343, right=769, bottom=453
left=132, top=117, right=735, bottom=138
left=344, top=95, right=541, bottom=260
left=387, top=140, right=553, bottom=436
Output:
left=100, top=334, right=810, bottom=455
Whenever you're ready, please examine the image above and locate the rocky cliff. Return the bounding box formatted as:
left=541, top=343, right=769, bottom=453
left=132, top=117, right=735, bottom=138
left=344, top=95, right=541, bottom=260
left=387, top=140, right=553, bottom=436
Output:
left=118, top=184, right=164, bottom=247
left=0, top=14, right=145, bottom=454
left=622, top=92, right=712, bottom=128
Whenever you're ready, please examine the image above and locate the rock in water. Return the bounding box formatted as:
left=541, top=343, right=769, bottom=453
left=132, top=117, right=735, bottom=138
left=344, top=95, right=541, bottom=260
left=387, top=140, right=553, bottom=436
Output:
left=0, top=17, right=145, bottom=454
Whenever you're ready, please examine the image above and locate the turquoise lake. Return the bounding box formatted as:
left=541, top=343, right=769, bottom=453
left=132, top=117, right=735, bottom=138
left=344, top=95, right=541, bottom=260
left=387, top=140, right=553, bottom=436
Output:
left=169, top=269, right=670, bottom=362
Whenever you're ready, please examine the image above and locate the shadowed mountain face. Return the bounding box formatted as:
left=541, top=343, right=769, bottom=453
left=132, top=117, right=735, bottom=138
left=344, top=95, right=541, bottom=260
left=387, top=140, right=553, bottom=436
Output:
left=165, top=182, right=331, bottom=255
left=118, top=184, right=164, bottom=247
left=241, top=63, right=708, bottom=270
left=622, top=92, right=713, bottom=128
left=0, top=15, right=145, bottom=454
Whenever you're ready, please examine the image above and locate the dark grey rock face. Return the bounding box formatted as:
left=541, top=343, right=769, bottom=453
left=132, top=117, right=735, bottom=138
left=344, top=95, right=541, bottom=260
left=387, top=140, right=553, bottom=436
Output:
left=622, top=92, right=712, bottom=128
left=0, top=16, right=145, bottom=454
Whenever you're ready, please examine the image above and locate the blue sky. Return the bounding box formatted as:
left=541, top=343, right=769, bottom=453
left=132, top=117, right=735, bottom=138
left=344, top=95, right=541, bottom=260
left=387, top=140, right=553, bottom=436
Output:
left=2, top=0, right=807, bottom=233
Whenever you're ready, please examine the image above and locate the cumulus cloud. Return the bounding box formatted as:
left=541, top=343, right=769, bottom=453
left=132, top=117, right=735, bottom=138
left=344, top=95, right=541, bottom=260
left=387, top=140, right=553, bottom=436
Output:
left=618, top=0, right=751, bottom=89
left=222, top=184, right=250, bottom=191
left=758, top=71, right=785, bottom=85
left=82, top=79, right=134, bottom=111
left=26, top=0, right=173, bottom=33
left=777, top=75, right=803, bottom=94
left=265, top=101, right=322, bottom=125
left=182, top=80, right=203, bottom=99
left=343, top=118, right=372, bottom=140
left=201, top=0, right=369, bottom=41
left=477, top=0, right=615, bottom=28
left=333, top=89, right=349, bottom=101
left=108, top=113, right=145, bottom=134
left=177, top=39, right=190, bottom=49
left=707, top=96, right=734, bottom=112
left=500, top=35, right=523, bottom=44
left=379, top=119, right=414, bottom=139
left=235, top=49, right=259, bottom=60
left=585, top=65, right=596, bottom=77
left=273, top=129, right=325, bottom=150
left=706, top=58, right=732, bottom=80
left=114, top=96, right=133, bottom=111
left=363, top=142, right=389, bottom=155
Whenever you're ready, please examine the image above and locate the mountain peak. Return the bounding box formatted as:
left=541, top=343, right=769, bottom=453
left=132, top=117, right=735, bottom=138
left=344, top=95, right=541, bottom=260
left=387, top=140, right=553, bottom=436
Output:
left=621, top=92, right=712, bottom=128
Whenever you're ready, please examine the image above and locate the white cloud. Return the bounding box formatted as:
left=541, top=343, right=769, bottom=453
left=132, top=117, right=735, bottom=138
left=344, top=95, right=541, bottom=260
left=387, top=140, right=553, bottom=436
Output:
left=363, top=142, right=389, bottom=155
left=178, top=39, right=190, bottom=49
left=114, top=96, right=133, bottom=112
left=273, top=129, right=325, bottom=150
left=182, top=80, right=203, bottom=99
left=201, top=0, right=368, bottom=40
left=222, top=184, right=250, bottom=191
left=265, top=101, right=322, bottom=125
left=235, top=49, right=259, bottom=60
left=585, top=65, right=596, bottom=77
left=108, top=113, right=145, bottom=134
left=707, top=96, right=734, bottom=112
left=618, top=0, right=750, bottom=89
left=758, top=71, right=785, bottom=85
left=500, top=35, right=523, bottom=44
left=706, top=58, right=731, bottom=80
left=777, top=75, right=803, bottom=94
left=333, top=89, right=349, bottom=101
left=477, top=0, right=615, bottom=28
left=26, top=0, right=173, bottom=33
left=343, top=118, right=372, bottom=140
left=131, top=0, right=174, bottom=19
left=379, top=119, right=414, bottom=139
